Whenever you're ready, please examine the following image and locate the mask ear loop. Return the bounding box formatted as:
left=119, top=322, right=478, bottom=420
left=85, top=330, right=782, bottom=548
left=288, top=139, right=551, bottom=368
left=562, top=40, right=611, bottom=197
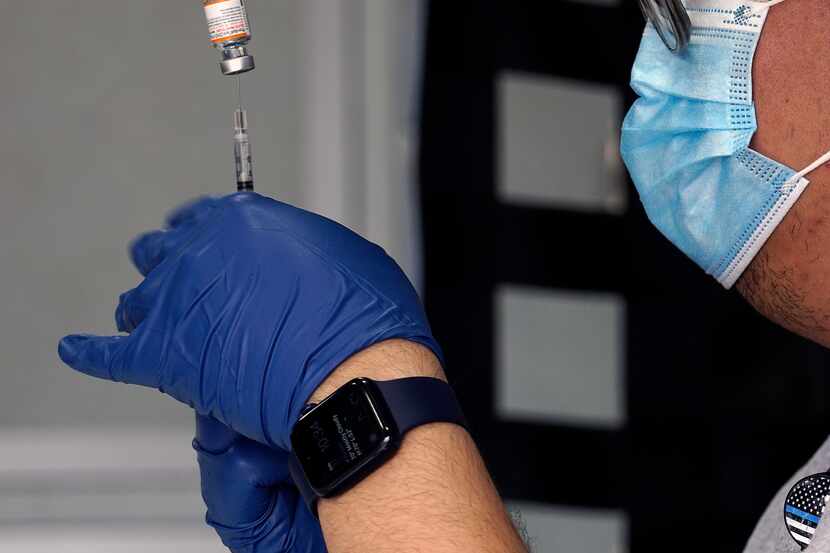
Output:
left=790, top=150, right=830, bottom=183
left=718, top=147, right=830, bottom=288
left=755, top=0, right=825, bottom=183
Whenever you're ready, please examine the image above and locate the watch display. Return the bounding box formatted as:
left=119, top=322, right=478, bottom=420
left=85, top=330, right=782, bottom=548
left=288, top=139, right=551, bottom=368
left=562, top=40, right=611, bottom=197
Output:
left=291, top=378, right=399, bottom=496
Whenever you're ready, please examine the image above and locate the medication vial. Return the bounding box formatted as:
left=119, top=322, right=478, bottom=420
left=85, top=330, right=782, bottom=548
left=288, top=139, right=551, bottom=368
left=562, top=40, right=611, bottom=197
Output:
left=202, top=0, right=255, bottom=75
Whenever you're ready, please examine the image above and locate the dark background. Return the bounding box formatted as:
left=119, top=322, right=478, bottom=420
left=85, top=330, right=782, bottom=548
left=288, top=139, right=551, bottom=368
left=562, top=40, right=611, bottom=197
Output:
left=418, top=2, right=830, bottom=552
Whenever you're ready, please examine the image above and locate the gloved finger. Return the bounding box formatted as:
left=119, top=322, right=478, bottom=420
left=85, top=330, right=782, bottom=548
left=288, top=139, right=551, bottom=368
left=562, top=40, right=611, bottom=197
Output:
left=114, top=272, right=166, bottom=333
left=129, top=230, right=181, bottom=277
left=59, top=334, right=133, bottom=382
left=115, top=290, right=148, bottom=334
left=285, top=489, right=327, bottom=552
left=131, top=206, right=217, bottom=277
left=129, top=198, right=220, bottom=276
left=195, top=413, right=241, bottom=453
left=214, top=481, right=326, bottom=553
left=195, top=425, right=293, bottom=488
left=166, top=196, right=218, bottom=229
left=58, top=329, right=161, bottom=388
left=234, top=438, right=293, bottom=485
left=195, top=431, right=291, bottom=527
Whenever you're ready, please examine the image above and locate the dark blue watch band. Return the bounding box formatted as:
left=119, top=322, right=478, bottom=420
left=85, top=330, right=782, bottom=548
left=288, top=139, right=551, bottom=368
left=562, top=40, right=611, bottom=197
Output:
left=290, top=377, right=467, bottom=517
left=377, top=376, right=468, bottom=436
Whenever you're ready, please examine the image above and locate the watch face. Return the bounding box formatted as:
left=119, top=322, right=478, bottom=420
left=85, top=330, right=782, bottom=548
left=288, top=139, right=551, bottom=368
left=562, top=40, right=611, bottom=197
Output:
left=291, top=378, right=398, bottom=496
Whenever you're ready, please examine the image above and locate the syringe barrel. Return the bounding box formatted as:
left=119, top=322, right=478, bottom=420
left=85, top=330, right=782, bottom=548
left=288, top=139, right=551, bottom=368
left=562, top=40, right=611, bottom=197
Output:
left=234, top=109, right=248, bottom=133
left=234, top=109, right=254, bottom=191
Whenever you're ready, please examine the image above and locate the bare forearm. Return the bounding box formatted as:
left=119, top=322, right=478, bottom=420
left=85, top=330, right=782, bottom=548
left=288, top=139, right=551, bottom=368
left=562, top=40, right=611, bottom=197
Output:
left=309, top=340, right=528, bottom=553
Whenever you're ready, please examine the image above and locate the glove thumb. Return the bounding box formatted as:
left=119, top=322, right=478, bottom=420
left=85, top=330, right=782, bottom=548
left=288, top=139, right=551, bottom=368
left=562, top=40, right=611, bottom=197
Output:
left=195, top=413, right=242, bottom=453
left=58, top=333, right=151, bottom=386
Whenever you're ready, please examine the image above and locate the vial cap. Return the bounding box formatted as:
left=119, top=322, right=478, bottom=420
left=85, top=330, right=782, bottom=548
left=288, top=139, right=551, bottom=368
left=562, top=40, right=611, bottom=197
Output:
left=220, top=55, right=255, bottom=76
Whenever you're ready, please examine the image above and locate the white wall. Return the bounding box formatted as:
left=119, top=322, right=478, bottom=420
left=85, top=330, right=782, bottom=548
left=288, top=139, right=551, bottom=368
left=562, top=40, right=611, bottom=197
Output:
left=300, top=0, right=425, bottom=288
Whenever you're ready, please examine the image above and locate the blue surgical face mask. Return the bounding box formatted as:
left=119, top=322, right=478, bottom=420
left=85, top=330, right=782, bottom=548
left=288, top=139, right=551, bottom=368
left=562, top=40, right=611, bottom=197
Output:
left=621, top=0, right=830, bottom=288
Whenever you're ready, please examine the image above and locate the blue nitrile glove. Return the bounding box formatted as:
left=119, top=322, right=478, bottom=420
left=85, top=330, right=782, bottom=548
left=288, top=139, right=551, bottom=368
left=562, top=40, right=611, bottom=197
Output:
left=58, top=192, right=442, bottom=450
left=194, top=414, right=327, bottom=553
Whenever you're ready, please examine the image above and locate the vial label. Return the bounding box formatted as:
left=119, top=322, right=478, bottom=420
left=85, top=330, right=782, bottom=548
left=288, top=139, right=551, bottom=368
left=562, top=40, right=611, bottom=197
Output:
left=204, top=0, right=251, bottom=44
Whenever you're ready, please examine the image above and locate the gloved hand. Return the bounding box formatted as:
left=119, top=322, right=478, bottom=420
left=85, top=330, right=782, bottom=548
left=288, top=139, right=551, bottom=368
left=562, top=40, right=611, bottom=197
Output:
left=58, top=192, right=441, bottom=450
left=194, top=413, right=327, bottom=553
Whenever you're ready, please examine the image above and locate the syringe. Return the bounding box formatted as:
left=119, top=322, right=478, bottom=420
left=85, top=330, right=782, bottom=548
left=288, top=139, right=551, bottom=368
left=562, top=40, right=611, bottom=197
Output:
left=234, top=92, right=254, bottom=190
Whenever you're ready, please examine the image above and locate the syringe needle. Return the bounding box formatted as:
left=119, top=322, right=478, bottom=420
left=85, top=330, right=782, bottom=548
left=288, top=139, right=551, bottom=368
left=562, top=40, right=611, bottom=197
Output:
left=235, top=75, right=243, bottom=110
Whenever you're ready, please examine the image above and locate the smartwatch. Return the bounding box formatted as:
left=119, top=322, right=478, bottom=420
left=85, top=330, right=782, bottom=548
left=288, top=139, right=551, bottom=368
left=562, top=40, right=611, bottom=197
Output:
left=289, top=376, right=468, bottom=516
left=784, top=471, right=830, bottom=549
